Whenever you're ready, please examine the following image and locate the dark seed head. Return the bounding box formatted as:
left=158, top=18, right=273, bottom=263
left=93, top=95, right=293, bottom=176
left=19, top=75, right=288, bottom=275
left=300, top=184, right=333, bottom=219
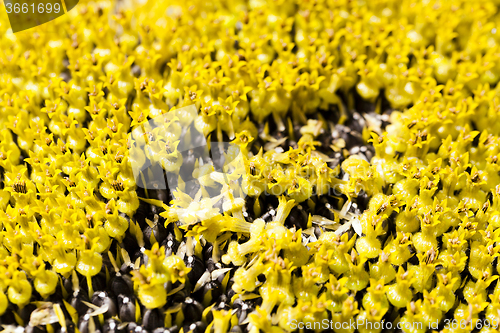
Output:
left=205, top=257, right=217, bottom=272
left=79, top=309, right=101, bottom=333
left=232, top=299, right=254, bottom=323
left=182, top=321, right=206, bottom=333
left=92, top=291, right=117, bottom=318
left=285, top=206, right=308, bottom=230
left=202, top=243, right=213, bottom=262
left=161, top=233, right=179, bottom=257
left=143, top=222, right=167, bottom=245
left=111, top=274, right=134, bottom=297
left=143, top=309, right=162, bottom=331
left=127, top=323, right=148, bottom=333
left=80, top=272, right=106, bottom=293
left=201, top=281, right=222, bottom=307
left=181, top=297, right=204, bottom=323
left=103, top=319, right=123, bottom=333
left=185, top=255, right=205, bottom=286
left=118, top=294, right=136, bottom=322
left=71, top=289, right=91, bottom=316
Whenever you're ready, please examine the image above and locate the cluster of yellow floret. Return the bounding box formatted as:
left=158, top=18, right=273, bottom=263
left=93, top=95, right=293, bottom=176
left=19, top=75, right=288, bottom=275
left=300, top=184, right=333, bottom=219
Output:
left=3, top=0, right=500, bottom=332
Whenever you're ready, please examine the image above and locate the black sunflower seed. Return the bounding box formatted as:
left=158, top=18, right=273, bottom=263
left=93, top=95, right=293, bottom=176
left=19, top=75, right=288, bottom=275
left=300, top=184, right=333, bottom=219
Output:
left=185, top=255, right=205, bottom=286
left=103, top=319, right=123, bottom=333
left=71, top=290, right=91, bottom=316
left=182, top=321, right=206, bottom=333
left=143, top=308, right=162, bottom=331
left=92, top=291, right=117, bottom=318
left=118, top=295, right=136, bottom=322
left=181, top=297, right=203, bottom=323
left=110, top=273, right=134, bottom=297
